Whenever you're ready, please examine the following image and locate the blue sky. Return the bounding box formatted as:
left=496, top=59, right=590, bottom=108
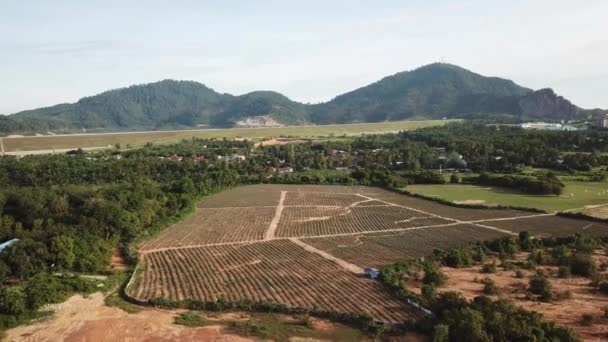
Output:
left=1, top=0, right=607, bottom=114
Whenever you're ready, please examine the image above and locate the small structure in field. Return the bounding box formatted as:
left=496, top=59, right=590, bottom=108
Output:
left=364, top=267, right=380, bottom=279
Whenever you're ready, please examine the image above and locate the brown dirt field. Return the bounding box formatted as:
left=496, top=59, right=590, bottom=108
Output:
left=256, top=138, right=310, bottom=146
left=133, top=240, right=419, bottom=323
left=408, top=254, right=608, bottom=341
left=302, top=224, right=509, bottom=268
left=4, top=293, right=255, bottom=342
left=140, top=207, right=275, bottom=250
left=477, top=215, right=608, bottom=237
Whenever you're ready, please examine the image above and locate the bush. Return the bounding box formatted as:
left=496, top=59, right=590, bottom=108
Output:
left=423, top=264, right=447, bottom=287
left=570, top=253, right=597, bottom=278
left=442, top=248, right=473, bottom=268
left=482, top=278, right=498, bottom=295
left=0, top=286, right=26, bottom=315
left=432, top=323, right=449, bottom=342
left=174, top=311, right=208, bottom=327
left=558, top=266, right=571, bottom=278
left=529, top=271, right=553, bottom=302
left=481, top=263, right=497, bottom=274
left=515, top=270, right=525, bottom=278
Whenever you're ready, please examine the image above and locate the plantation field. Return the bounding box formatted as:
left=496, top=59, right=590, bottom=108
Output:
left=131, top=184, right=608, bottom=323
left=405, top=181, right=608, bottom=213
left=0, top=119, right=451, bottom=153
left=134, top=240, right=418, bottom=322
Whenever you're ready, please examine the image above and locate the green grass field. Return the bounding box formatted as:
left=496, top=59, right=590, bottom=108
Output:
left=405, top=181, right=608, bottom=213
left=1, top=119, right=454, bottom=153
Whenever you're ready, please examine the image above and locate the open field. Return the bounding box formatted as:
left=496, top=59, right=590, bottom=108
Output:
left=131, top=185, right=608, bottom=324
left=0, top=119, right=452, bottom=153
left=405, top=181, right=608, bottom=213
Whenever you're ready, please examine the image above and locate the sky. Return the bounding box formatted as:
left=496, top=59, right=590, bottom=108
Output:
left=1, top=0, right=607, bottom=114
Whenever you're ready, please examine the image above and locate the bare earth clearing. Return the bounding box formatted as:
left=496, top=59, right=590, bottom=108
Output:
left=406, top=253, right=608, bottom=341
left=130, top=185, right=608, bottom=325
left=5, top=293, right=254, bottom=342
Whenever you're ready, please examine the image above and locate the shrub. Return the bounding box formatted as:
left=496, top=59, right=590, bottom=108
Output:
left=558, top=266, right=571, bottom=278
left=423, top=264, right=447, bottom=287
left=515, top=270, right=525, bottom=278
left=482, top=278, right=498, bottom=295
left=481, top=263, right=496, bottom=274
left=529, top=271, right=553, bottom=302
left=0, top=286, right=26, bottom=315
left=442, top=248, right=473, bottom=268
left=570, top=253, right=597, bottom=278
left=422, top=284, right=437, bottom=302
left=174, top=311, right=208, bottom=327
left=432, top=323, right=449, bottom=342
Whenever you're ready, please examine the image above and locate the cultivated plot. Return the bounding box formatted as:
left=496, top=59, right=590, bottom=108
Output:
left=133, top=240, right=418, bottom=322
left=303, top=224, right=510, bottom=268
left=134, top=184, right=608, bottom=323
left=476, top=215, right=608, bottom=237
left=276, top=205, right=454, bottom=238
left=140, top=207, right=275, bottom=250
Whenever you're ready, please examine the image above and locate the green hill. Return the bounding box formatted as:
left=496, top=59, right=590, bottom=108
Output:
left=0, top=63, right=602, bottom=134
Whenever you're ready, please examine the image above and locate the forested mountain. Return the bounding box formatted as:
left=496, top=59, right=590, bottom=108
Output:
left=0, top=63, right=602, bottom=134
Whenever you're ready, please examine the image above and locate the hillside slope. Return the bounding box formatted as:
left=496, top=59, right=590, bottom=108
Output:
left=1, top=63, right=601, bottom=134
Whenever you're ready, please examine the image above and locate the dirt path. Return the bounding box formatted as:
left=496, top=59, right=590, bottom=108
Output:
left=264, top=191, right=286, bottom=240
left=289, top=238, right=365, bottom=274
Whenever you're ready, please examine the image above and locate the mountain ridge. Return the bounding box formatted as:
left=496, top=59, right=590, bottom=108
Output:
left=1, top=63, right=604, bottom=134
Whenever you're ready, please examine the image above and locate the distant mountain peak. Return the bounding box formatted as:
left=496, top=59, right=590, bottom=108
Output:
left=0, top=63, right=601, bottom=134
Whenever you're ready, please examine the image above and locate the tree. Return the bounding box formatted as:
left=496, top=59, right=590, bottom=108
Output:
left=433, top=324, right=449, bottom=342
left=0, top=286, right=26, bottom=315
left=51, top=235, right=75, bottom=270
left=24, top=273, right=62, bottom=310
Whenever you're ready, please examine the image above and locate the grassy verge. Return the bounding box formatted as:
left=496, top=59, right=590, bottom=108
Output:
left=405, top=181, right=608, bottom=212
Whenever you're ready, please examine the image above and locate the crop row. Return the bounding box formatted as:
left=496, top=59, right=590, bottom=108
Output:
left=284, top=191, right=367, bottom=207
left=276, top=205, right=454, bottom=238
left=140, top=207, right=275, bottom=250
left=303, top=224, right=510, bottom=267
left=477, top=215, right=608, bottom=237
left=133, top=240, right=417, bottom=322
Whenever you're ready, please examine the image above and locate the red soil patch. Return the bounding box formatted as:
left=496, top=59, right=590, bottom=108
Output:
left=110, top=249, right=129, bottom=271
left=411, top=253, right=608, bottom=341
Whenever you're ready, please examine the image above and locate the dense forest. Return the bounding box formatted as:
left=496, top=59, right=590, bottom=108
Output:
left=1, top=63, right=601, bottom=134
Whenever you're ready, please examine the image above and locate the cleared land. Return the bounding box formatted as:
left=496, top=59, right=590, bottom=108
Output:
left=406, top=181, right=608, bottom=213
left=132, top=184, right=608, bottom=323
left=0, top=119, right=451, bottom=153
left=405, top=253, right=608, bottom=341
